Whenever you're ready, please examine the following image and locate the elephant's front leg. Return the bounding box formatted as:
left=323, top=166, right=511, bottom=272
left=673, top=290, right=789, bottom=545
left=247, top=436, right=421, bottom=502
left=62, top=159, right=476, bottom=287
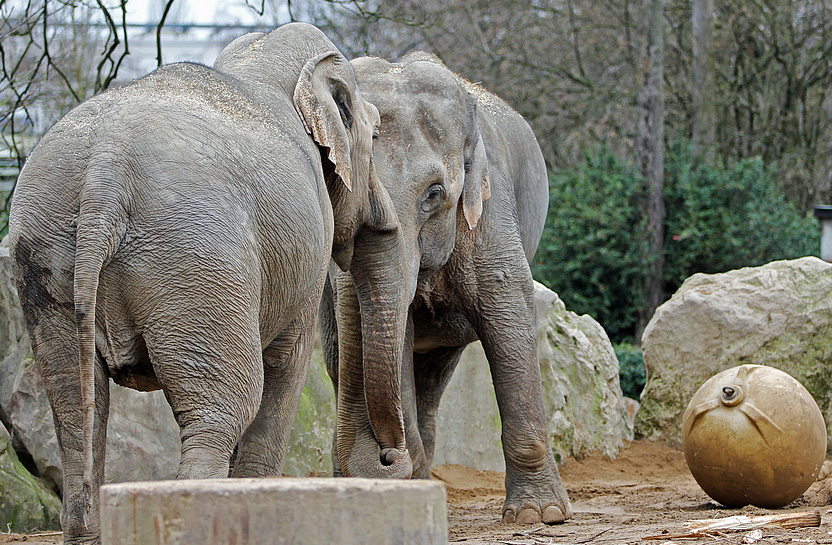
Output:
left=232, top=300, right=317, bottom=478
left=476, top=269, right=572, bottom=525
left=413, top=345, right=466, bottom=471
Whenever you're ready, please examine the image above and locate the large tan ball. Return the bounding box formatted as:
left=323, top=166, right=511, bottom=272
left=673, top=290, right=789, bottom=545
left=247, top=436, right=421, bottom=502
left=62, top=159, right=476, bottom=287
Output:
left=682, top=364, right=826, bottom=508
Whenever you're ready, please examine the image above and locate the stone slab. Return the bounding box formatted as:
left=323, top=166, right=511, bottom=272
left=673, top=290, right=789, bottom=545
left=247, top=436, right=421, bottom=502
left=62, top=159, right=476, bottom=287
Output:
left=100, top=478, right=447, bottom=545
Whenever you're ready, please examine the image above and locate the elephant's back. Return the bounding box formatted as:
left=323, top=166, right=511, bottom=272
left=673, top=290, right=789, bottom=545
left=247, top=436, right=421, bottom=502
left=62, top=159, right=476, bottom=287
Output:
left=12, top=61, right=332, bottom=343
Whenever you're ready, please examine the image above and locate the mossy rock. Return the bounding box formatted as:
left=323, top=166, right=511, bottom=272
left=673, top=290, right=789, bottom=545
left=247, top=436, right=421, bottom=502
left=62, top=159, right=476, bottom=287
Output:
left=637, top=257, right=832, bottom=448
left=0, top=425, right=61, bottom=532
left=283, top=341, right=336, bottom=477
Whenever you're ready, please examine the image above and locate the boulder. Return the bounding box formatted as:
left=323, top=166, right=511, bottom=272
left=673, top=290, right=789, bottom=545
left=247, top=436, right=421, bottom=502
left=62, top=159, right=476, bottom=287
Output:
left=433, top=282, right=631, bottom=469
left=636, top=257, right=832, bottom=447
left=0, top=421, right=61, bottom=532
left=282, top=346, right=336, bottom=477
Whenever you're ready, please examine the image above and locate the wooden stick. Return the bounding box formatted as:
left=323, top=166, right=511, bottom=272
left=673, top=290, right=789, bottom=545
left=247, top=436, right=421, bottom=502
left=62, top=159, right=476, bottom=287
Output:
left=643, top=531, right=723, bottom=540
left=643, top=510, right=821, bottom=540
left=685, top=511, right=821, bottom=532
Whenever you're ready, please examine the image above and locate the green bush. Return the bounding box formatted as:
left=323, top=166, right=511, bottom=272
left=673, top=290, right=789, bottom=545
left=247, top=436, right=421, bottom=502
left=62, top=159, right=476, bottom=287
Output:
left=614, top=342, right=645, bottom=399
left=663, top=142, right=820, bottom=286
left=533, top=142, right=820, bottom=344
left=533, top=148, right=649, bottom=342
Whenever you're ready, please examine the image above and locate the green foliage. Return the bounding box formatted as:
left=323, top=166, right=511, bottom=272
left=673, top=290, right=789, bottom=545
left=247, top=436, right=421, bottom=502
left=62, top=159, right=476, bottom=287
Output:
left=614, top=343, right=645, bottom=399
left=533, top=147, right=649, bottom=343
left=533, top=142, right=821, bottom=343
left=663, top=142, right=820, bottom=286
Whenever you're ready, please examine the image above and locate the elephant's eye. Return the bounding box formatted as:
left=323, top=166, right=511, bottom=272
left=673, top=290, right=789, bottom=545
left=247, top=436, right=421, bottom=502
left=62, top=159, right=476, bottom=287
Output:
left=421, top=184, right=446, bottom=213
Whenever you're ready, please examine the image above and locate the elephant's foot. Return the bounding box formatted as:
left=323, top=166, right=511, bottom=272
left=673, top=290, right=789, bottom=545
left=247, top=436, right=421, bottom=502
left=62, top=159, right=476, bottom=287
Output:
left=501, top=473, right=573, bottom=525
left=502, top=501, right=568, bottom=524
left=62, top=493, right=102, bottom=545
left=61, top=526, right=102, bottom=545
left=62, top=522, right=102, bottom=544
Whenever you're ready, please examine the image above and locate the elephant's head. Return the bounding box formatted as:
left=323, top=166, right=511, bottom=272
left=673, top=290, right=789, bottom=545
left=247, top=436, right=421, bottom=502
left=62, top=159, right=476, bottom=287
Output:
left=214, top=23, right=395, bottom=270
left=352, top=53, right=489, bottom=280
left=334, top=53, right=489, bottom=478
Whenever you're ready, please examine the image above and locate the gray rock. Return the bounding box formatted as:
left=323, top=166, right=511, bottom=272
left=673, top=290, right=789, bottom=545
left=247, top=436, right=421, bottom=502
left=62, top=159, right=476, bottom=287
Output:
left=0, top=422, right=61, bottom=532
left=636, top=257, right=832, bottom=447
left=6, top=355, right=63, bottom=491
left=434, top=282, right=630, bottom=469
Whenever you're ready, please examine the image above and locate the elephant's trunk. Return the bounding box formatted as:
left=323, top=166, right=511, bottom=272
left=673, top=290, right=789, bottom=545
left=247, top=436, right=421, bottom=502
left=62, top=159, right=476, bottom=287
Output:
left=336, top=227, right=412, bottom=478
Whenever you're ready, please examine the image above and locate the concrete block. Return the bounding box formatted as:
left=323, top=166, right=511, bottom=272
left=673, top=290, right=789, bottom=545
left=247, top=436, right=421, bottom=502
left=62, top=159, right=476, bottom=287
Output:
left=100, top=478, right=447, bottom=545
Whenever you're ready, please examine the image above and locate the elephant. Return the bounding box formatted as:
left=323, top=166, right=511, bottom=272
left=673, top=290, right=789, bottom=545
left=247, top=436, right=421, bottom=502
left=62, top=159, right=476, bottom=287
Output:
left=322, top=52, right=573, bottom=524
left=7, top=22, right=399, bottom=544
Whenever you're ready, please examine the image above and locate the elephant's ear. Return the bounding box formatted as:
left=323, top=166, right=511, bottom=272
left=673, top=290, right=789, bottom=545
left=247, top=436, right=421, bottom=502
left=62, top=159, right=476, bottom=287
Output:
left=294, top=51, right=356, bottom=191
left=462, top=129, right=490, bottom=230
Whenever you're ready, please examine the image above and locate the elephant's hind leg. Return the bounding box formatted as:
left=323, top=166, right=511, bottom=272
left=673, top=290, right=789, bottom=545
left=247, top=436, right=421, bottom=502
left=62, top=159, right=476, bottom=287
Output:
left=413, top=345, right=465, bottom=473
left=15, top=239, right=110, bottom=544
left=318, top=276, right=342, bottom=476
left=43, top=344, right=110, bottom=545
left=31, top=312, right=110, bottom=544
left=147, top=323, right=264, bottom=480
left=232, top=295, right=319, bottom=478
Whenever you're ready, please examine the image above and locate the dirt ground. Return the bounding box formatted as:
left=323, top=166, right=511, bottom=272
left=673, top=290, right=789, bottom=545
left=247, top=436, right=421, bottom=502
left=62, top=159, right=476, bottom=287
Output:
left=3, top=439, right=831, bottom=544
left=435, top=439, right=832, bottom=545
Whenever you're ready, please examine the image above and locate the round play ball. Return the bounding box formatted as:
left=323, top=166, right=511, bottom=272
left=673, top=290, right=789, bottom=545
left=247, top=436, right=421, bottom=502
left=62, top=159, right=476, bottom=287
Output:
left=682, top=364, right=826, bottom=508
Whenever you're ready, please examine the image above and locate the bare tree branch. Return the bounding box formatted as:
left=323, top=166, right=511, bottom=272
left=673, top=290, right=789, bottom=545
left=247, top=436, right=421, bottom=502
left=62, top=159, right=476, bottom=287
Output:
left=245, top=0, right=266, bottom=16
left=95, top=0, right=129, bottom=92
left=156, top=0, right=176, bottom=67
left=42, top=1, right=79, bottom=102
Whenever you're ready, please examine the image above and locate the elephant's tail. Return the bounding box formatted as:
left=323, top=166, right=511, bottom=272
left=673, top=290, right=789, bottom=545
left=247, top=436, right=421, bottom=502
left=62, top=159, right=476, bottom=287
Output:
left=74, top=167, right=128, bottom=522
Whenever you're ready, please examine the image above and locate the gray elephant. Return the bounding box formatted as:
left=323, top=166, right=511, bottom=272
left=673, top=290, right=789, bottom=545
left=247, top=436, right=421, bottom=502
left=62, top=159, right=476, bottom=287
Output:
left=323, top=53, right=573, bottom=524
left=7, top=23, right=398, bottom=545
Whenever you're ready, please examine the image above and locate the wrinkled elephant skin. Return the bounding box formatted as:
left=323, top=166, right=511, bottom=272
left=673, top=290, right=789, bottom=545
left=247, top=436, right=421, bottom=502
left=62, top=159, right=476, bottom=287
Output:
left=325, top=53, right=573, bottom=525
left=7, top=23, right=399, bottom=545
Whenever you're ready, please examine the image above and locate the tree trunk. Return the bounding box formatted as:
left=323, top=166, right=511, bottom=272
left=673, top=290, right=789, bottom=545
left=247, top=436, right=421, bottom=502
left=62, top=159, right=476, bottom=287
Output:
left=637, top=0, right=665, bottom=340
left=691, top=0, right=715, bottom=161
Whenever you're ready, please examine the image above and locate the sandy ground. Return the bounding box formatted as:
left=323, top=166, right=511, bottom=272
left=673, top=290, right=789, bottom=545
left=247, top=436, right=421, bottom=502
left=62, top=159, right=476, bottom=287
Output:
left=436, top=440, right=832, bottom=545
left=4, top=439, right=831, bottom=544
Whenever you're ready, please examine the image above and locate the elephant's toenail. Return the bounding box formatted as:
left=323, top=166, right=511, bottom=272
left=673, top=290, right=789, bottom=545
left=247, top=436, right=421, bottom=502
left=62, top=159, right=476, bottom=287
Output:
left=542, top=506, right=566, bottom=524
left=515, top=507, right=541, bottom=524
left=501, top=510, right=517, bottom=523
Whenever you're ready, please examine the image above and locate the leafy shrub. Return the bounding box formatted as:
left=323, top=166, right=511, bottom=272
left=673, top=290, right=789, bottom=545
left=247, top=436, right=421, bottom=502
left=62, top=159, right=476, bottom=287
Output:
left=533, top=148, right=649, bottom=343
left=663, top=142, right=820, bottom=287
left=533, top=142, right=820, bottom=343
left=615, top=342, right=645, bottom=399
